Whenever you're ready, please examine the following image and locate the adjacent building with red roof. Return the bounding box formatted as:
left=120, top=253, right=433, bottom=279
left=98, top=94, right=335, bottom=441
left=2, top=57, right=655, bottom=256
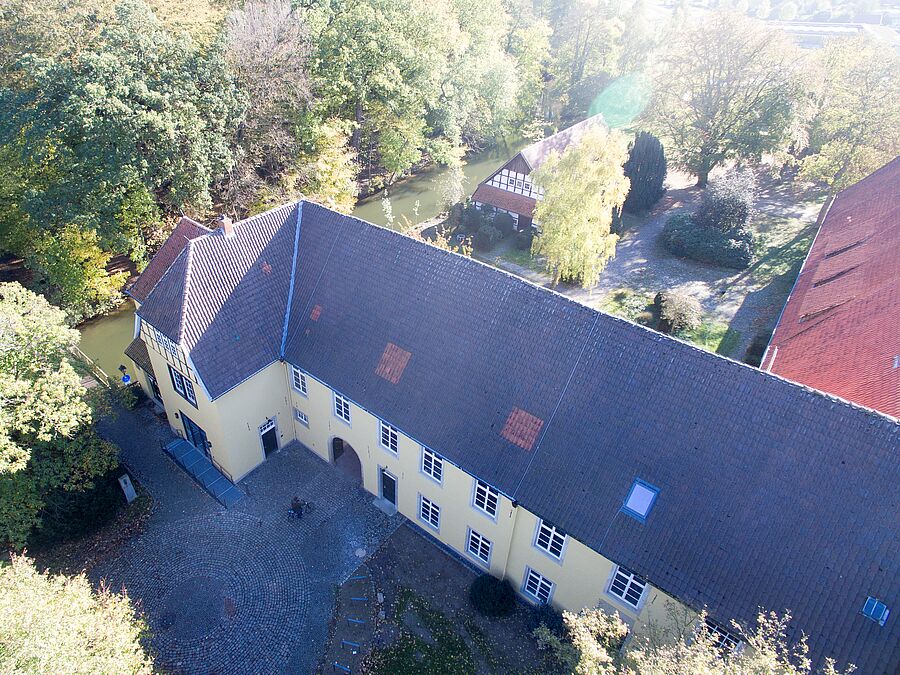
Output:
left=762, top=157, right=900, bottom=418
left=471, top=114, right=605, bottom=230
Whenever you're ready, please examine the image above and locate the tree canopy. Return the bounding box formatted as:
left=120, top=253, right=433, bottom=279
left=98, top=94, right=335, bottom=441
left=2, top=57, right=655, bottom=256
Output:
left=0, top=555, right=152, bottom=672
left=0, top=282, right=118, bottom=548
left=801, top=35, right=900, bottom=192
left=646, top=11, right=805, bottom=186
left=531, top=126, right=630, bottom=287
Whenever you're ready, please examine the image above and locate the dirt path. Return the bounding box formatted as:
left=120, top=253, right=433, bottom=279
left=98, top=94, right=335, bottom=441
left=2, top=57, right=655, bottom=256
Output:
left=483, top=170, right=824, bottom=360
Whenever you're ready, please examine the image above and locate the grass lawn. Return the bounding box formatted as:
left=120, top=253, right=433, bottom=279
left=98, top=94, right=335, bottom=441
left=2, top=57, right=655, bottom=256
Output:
left=677, top=322, right=742, bottom=357
left=744, top=212, right=818, bottom=288
left=365, top=588, right=481, bottom=674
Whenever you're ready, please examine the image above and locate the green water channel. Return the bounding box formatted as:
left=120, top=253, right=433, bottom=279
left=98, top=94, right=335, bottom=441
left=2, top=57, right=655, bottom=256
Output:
left=78, top=139, right=525, bottom=373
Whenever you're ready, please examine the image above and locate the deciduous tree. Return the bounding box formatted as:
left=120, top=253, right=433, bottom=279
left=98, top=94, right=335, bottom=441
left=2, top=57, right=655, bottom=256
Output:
left=646, top=12, right=805, bottom=186
left=0, top=555, right=152, bottom=672
left=0, top=283, right=118, bottom=548
left=532, top=126, right=630, bottom=287
left=800, top=35, right=900, bottom=192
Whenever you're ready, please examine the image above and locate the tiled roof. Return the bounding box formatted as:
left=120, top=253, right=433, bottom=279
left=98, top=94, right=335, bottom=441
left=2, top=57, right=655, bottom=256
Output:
left=471, top=184, right=536, bottom=217
left=764, top=157, right=900, bottom=418
left=138, top=204, right=299, bottom=398
left=135, top=200, right=899, bottom=674
left=124, top=337, right=153, bottom=375
left=519, top=113, right=606, bottom=171
left=127, top=217, right=210, bottom=303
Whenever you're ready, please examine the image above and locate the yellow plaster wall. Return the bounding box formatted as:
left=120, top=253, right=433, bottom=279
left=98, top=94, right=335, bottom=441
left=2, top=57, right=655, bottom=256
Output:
left=139, top=341, right=694, bottom=638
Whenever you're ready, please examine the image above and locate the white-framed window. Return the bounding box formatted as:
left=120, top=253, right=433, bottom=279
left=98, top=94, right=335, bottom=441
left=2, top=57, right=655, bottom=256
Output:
left=418, top=495, right=440, bottom=530
left=534, top=520, right=567, bottom=560
left=168, top=365, right=197, bottom=407
left=466, top=529, right=492, bottom=566
left=333, top=392, right=351, bottom=424
left=473, top=480, right=499, bottom=518
left=291, top=366, right=308, bottom=396
left=154, top=328, right=180, bottom=360
left=380, top=421, right=399, bottom=455
left=608, top=565, right=647, bottom=609
left=703, top=619, right=742, bottom=653
left=421, top=448, right=443, bottom=483
left=294, top=408, right=309, bottom=427
left=523, top=567, right=554, bottom=604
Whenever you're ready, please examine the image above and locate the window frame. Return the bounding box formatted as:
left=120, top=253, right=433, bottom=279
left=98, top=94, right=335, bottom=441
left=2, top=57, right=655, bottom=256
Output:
left=607, top=564, right=648, bottom=610
left=473, top=480, right=499, bottom=519
left=421, top=447, right=444, bottom=484
left=522, top=567, right=554, bottom=605
left=418, top=494, right=441, bottom=530
left=291, top=366, right=308, bottom=396
left=702, top=619, right=743, bottom=653
left=294, top=407, right=309, bottom=427
left=534, top=519, right=567, bottom=561
left=621, top=479, right=660, bottom=523
left=333, top=391, right=351, bottom=425
left=168, top=365, right=197, bottom=407
left=379, top=420, right=399, bottom=455
left=466, top=528, right=492, bottom=566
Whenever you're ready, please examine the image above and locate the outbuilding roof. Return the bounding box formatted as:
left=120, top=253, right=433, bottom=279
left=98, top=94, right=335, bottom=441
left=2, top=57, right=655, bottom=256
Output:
left=136, top=200, right=899, bottom=674
left=764, top=157, right=900, bottom=418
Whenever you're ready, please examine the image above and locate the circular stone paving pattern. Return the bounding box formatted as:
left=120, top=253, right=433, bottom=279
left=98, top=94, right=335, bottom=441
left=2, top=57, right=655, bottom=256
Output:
left=106, top=512, right=310, bottom=674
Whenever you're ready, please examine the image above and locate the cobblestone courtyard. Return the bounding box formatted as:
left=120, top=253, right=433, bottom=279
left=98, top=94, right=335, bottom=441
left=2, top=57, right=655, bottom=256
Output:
left=94, top=408, right=402, bottom=674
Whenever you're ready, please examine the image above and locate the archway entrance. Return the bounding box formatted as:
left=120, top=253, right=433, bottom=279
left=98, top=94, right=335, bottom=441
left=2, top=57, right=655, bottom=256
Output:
left=331, top=437, right=362, bottom=483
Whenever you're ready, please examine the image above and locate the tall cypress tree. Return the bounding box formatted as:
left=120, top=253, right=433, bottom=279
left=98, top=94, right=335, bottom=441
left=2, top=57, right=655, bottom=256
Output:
left=623, top=131, right=667, bottom=213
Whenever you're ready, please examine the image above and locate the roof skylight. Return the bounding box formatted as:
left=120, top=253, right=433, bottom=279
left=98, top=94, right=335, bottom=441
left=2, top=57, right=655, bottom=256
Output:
left=622, top=479, right=659, bottom=522
left=862, top=597, right=889, bottom=626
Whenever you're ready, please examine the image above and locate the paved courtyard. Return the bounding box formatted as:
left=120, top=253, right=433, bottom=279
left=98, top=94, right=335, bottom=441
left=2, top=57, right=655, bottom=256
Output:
left=94, top=407, right=402, bottom=674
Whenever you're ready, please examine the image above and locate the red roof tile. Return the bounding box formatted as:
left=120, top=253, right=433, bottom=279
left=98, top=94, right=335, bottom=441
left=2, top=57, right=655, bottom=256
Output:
left=500, top=407, right=544, bottom=450
left=764, top=157, right=900, bottom=418
left=471, top=184, right=536, bottom=218
left=127, top=217, right=210, bottom=303
left=375, top=342, right=412, bottom=384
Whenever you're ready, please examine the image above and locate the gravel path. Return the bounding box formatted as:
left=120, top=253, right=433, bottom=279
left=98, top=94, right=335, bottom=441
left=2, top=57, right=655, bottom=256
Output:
left=486, top=171, right=823, bottom=359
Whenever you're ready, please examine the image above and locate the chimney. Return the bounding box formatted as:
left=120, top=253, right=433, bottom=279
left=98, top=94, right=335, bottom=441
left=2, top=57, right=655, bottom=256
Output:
left=217, top=214, right=234, bottom=238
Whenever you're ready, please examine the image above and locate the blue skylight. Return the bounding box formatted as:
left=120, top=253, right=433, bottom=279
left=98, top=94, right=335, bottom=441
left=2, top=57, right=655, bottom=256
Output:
left=622, top=479, right=659, bottom=522
left=862, top=597, right=890, bottom=626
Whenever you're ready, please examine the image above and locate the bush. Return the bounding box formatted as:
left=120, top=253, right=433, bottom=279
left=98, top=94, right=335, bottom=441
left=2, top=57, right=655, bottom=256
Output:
left=460, top=203, right=485, bottom=233
left=655, top=290, right=703, bottom=334
left=528, top=602, right=566, bottom=636
left=695, top=169, right=756, bottom=233
left=744, top=332, right=771, bottom=367
left=661, top=213, right=754, bottom=269
left=493, top=212, right=517, bottom=237
left=29, top=469, right=127, bottom=547
left=469, top=574, right=517, bottom=618
left=623, top=131, right=667, bottom=213
left=473, top=224, right=502, bottom=251
left=515, top=228, right=534, bottom=250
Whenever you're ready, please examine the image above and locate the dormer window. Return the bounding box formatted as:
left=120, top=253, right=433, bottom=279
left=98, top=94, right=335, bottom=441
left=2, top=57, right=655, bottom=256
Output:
left=622, top=479, right=659, bottom=522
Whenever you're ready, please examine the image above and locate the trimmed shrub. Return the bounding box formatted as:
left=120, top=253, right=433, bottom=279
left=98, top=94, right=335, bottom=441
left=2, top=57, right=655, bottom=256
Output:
left=493, top=212, right=517, bottom=237
left=623, top=131, right=667, bottom=213
left=695, top=169, right=756, bottom=233
left=661, top=213, right=754, bottom=269
left=655, top=290, right=703, bottom=334
left=469, top=574, right=517, bottom=618
left=473, top=224, right=502, bottom=251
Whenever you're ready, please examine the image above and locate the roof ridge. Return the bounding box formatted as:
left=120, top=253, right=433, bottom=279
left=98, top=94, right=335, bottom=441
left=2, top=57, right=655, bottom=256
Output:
left=177, top=238, right=196, bottom=346
left=280, top=202, right=304, bottom=359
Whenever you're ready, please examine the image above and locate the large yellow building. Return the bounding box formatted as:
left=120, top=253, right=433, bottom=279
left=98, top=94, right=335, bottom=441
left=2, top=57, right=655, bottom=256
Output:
left=125, top=201, right=899, bottom=674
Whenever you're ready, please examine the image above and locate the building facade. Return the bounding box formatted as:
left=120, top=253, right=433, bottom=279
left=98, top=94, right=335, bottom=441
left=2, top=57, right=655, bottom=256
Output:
left=126, top=200, right=899, bottom=673
left=470, top=114, right=605, bottom=230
